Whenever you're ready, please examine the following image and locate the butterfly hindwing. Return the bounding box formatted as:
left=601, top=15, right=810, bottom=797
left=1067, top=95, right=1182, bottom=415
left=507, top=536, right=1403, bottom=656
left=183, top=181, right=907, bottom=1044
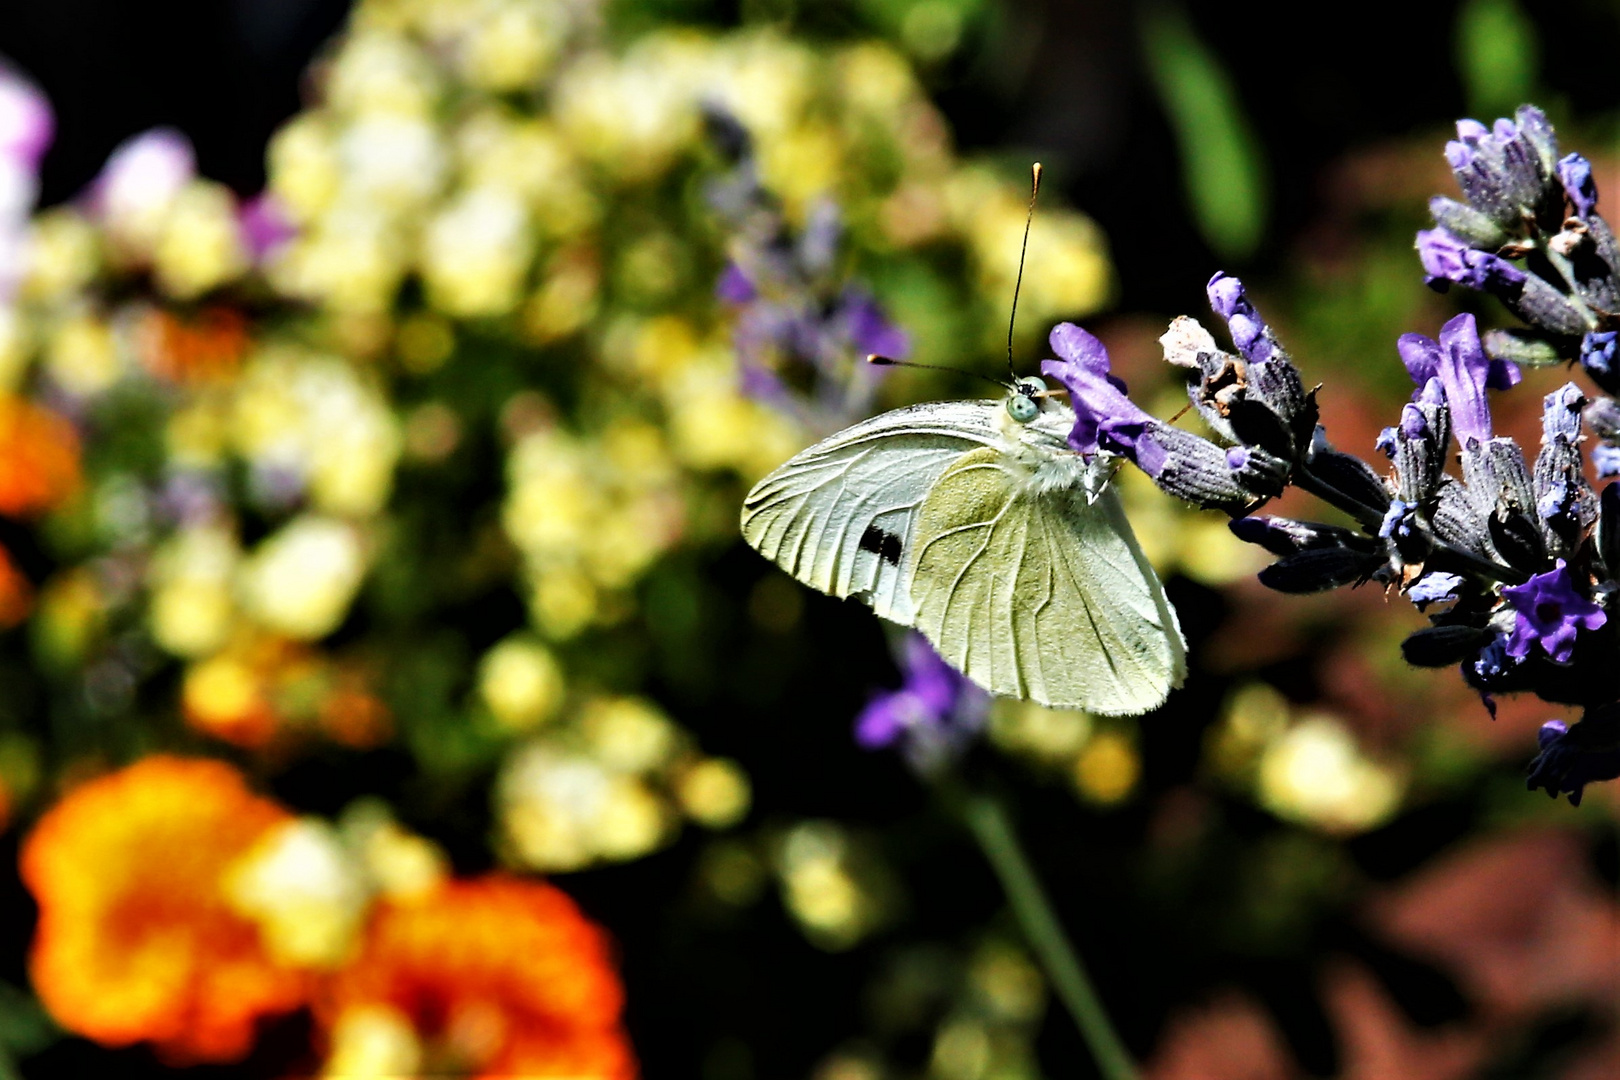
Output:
left=740, top=401, right=1004, bottom=625
left=908, top=446, right=1186, bottom=715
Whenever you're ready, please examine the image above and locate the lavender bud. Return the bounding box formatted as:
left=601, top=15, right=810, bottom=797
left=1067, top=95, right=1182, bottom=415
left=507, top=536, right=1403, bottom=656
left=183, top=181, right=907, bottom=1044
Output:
left=1481, top=329, right=1562, bottom=368
left=1257, top=548, right=1385, bottom=594
left=1406, top=571, right=1465, bottom=609
left=1509, top=269, right=1594, bottom=337
left=1427, top=195, right=1508, bottom=248
left=1526, top=709, right=1620, bottom=806
left=1584, top=392, right=1620, bottom=439
left=1402, top=624, right=1491, bottom=667
left=1228, top=515, right=1372, bottom=557
left=1462, top=436, right=1535, bottom=522
left=1304, top=443, right=1392, bottom=522
left=1595, top=444, right=1620, bottom=478
left=1579, top=332, right=1619, bottom=393
left=1416, top=228, right=1527, bottom=293
left=1388, top=397, right=1448, bottom=503
left=1534, top=383, right=1593, bottom=547
left=1487, top=508, right=1548, bottom=573
left=1431, top=477, right=1494, bottom=559
left=1557, top=153, right=1598, bottom=218
left=1137, top=425, right=1272, bottom=511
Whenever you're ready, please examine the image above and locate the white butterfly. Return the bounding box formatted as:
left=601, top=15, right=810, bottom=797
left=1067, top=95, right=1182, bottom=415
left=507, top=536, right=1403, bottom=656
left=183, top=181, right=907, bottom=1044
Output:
left=740, top=376, right=1187, bottom=715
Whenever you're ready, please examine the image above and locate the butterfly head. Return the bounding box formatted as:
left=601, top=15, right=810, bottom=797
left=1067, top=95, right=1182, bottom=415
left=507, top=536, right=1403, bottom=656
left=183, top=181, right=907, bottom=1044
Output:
left=1006, top=376, right=1047, bottom=424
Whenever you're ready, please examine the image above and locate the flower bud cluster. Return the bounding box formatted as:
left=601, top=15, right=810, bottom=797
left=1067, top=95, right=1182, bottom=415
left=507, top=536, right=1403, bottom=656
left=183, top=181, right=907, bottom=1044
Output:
left=1417, top=106, right=1620, bottom=486
left=1053, top=107, right=1620, bottom=803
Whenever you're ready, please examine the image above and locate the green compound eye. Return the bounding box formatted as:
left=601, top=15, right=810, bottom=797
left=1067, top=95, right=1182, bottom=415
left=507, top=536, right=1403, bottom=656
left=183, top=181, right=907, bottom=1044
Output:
left=1007, top=394, right=1039, bottom=423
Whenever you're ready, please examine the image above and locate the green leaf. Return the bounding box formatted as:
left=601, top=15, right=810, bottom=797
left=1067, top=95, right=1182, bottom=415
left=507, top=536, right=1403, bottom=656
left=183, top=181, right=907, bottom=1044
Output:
left=1456, top=0, right=1539, bottom=119
left=1141, top=4, right=1268, bottom=263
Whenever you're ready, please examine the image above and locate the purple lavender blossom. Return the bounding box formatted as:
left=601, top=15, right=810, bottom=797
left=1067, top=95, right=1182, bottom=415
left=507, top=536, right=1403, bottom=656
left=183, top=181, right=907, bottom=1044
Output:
left=856, top=633, right=988, bottom=772
left=1408, top=572, right=1463, bottom=609
left=1526, top=711, right=1620, bottom=805
left=1444, top=108, right=1557, bottom=227
left=1206, top=272, right=1276, bottom=364
left=1416, top=228, right=1528, bottom=295
left=1501, top=560, right=1606, bottom=663
left=1579, top=331, right=1616, bottom=383
left=1039, top=324, right=1151, bottom=457
left=1397, top=314, right=1500, bottom=448
left=1557, top=153, right=1598, bottom=219
left=841, top=289, right=910, bottom=361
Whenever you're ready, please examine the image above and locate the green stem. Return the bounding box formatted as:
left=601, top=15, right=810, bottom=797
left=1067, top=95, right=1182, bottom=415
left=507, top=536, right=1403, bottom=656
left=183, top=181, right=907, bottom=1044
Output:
left=959, top=791, right=1141, bottom=1080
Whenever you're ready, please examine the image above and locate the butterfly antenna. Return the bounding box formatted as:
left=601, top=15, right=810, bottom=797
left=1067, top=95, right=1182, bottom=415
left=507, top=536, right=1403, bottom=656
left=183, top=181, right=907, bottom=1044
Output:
left=1006, top=162, right=1042, bottom=381
left=866, top=354, right=1010, bottom=391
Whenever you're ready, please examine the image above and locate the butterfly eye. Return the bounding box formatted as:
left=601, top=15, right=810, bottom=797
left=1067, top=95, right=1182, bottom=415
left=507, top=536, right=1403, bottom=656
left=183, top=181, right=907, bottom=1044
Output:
left=1007, top=393, right=1039, bottom=424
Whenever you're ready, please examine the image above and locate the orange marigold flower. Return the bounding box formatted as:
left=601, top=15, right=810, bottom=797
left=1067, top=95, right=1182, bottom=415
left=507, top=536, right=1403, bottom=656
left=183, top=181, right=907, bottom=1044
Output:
left=0, top=395, right=80, bottom=517
left=0, top=544, right=32, bottom=628
left=20, top=756, right=308, bottom=1063
left=320, top=876, right=637, bottom=1079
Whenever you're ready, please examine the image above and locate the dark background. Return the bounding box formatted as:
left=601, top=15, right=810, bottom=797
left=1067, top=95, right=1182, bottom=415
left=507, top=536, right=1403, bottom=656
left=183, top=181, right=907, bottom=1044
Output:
left=4, top=2, right=1619, bottom=1077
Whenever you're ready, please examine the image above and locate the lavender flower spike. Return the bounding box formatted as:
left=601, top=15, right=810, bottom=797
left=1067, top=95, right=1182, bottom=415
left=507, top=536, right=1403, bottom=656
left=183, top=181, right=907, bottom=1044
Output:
left=1501, top=559, right=1607, bottom=663
left=1042, top=323, right=1274, bottom=511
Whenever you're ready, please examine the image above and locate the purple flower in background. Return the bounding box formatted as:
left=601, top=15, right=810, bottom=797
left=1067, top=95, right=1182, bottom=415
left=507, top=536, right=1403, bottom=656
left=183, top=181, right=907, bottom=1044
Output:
left=841, top=289, right=909, bottom=361
left=0, top=67, right=51, bottom=303
left=0, top=67, right=53, bottom=170
left=1526, top=710, right=1620, bottom=805
left=1501, top=560, right=1606, bottom=663
left=706, top=107, right=904, bottom=430
left=88, top=127, right=194, bottom=235
left=236, top=192, right=297, bottom=263
left=856, top=634, right=988, bottom=773
left=715, top=261, right=756, bottom=304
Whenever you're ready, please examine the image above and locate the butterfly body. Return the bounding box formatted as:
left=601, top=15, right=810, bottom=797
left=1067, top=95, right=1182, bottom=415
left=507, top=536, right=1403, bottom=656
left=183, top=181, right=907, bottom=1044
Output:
left=741, top=383, right=1186, bottom=715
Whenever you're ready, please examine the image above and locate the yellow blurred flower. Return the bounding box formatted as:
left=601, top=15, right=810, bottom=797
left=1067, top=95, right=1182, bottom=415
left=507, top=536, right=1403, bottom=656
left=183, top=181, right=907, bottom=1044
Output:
left=148, top=525, right=240, bottom=658
left=420, top=185, right=534, bottom=316
left=152, top=181, right=249, bottom=299
left=224, top=817, right=371, bottom=968
left=1257, top=714, right=1403, bottom=834
left=44, top=310, right=122, bottom=395
left=454, top=0, right=566, bottom=92
left=239, top=516, right=367, bottom=640
left=478, top=635, right=566, bottom=731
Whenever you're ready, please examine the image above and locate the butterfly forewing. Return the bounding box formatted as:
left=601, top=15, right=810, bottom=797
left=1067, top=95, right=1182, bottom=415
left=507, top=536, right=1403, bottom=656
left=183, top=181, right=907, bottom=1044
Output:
left=740, top=401, right=1004, bottom=625
left=908, top=447, right=1186, bottom=715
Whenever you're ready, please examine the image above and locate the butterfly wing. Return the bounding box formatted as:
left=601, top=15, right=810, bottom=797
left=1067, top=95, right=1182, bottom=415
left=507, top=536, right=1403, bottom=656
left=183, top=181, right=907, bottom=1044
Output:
left=740, top=401, right=1004, bottom=625
left=908, top=446, right=1186, bottom=715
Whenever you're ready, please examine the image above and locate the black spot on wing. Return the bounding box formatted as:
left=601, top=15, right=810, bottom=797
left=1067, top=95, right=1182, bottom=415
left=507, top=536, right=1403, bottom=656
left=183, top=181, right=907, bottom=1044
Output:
left=858, top=524, right=904, bottom=566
